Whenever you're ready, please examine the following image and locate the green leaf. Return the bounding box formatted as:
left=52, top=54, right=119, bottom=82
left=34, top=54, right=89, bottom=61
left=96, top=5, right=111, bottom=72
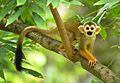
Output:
left=111, top=27, right=120, bottom=36
left=0, top=69, right=5, bottom=80
left=47, top=0, right=53, bottom=5
left=20, top=6, right=30, bottom=22
left=83, top=0, right=94, bottom=6
left=100, top=26, right=107, bottom=40
left=94, top=0, right=120, bottom=6
left=17, top=0, right=27, bottom=6
left=37, top=0, right=46, bottom=5
left=106, top=4, right=120, bottom=19
left=33, top=13, right=46, bottom=29
left=20, top=5, right=36, bottom=25
left=0, top=0, right=16, bottom=21
left=97, top=3, right=109, bottom=16
left=70, top=0, right=84, bottom=6
left=97, top=11, right=106, bottom=24
left=31, top=3, right=45, bottom=17
left=109, top=0, right=120, bottom=6
left=119, top=46, right=120, bottom=49
left=24, top=15, right=35, bottom=25
left=82, top=17, right=93, bottom=23
left=5, top=7, right=24, bottom=26
left=76, top=15, right=84, bottom=22
left=92, top=3, right=109, bottom=21
left=111, top=45, right=120, bottom=49
left=4, top=43, right=16, bottom=53
left=60, top=0, right=70, bottom=7
left=94, top=0, right=107, bottom=5
left=23, top=68, right=43, bottom=78
left=0, top=38, right=16, bottom=53
left=52, top=0, right=60, bottom=8
left=0, top=38, right=15, bottom=45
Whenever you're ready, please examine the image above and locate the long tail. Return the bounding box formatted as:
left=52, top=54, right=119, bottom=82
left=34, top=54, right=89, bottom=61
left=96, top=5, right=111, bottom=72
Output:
left=15, top=26, right=44, bottom=71
left=15, top=43, right=23, bottom=71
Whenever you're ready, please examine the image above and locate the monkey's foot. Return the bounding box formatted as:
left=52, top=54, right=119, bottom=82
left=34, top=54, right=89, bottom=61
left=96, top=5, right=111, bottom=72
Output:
left=58, top=44, right=65, bottom=52
left=88, top=58, right=97, bottom=68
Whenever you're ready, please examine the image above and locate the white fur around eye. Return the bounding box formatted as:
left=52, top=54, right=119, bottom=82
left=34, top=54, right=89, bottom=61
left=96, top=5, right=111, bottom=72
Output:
left=90, top=25, right=95, bottom=31
left=85, top=25, right=89, bottom=28
left=85, top=25, right=89, bottom=30
left=91, top=25, right=95, bottom=28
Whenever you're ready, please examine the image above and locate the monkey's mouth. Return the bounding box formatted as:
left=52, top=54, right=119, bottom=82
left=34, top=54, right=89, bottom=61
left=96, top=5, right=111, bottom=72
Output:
left=87, top=31, right=93, bottom=35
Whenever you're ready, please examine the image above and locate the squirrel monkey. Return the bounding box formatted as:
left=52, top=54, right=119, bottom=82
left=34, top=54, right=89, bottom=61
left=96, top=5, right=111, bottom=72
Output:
left=78, top=21, right=101, bottom=67
left=15, top=21, right=100, bottom=71
left=59, top=21, right=101, bottom=67
left=15, top=20, right=80, bottom=71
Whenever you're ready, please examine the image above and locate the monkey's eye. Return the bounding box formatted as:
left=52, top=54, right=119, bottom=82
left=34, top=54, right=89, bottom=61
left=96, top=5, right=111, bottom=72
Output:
left=91, top=27, right=94, bottom=30
left=86, top=27, right=89, bottom=30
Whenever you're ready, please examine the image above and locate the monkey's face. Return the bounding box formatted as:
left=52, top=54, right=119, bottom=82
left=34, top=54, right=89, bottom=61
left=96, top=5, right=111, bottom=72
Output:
left=84, top=24, right=96, bottom=37
left=78, top=22, right=101, bottom=37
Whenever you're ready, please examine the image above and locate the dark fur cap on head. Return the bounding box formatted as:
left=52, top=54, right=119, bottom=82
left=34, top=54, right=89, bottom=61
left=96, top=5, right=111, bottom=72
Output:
left=83, top=21, right=97, bottom=27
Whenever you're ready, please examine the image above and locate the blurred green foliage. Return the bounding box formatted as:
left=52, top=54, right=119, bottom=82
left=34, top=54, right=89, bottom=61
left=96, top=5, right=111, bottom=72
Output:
left=0, top=0, right=120, bottom=83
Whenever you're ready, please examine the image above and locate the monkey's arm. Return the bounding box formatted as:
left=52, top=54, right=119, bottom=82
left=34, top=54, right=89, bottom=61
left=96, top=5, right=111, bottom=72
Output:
left=80, top=49, right=96, bottom=67
left=79, top=40, right=96, bottom=67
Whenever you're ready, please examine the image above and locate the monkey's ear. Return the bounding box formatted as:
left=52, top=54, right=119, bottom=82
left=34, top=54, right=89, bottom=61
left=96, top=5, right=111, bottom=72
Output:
left=78, top=25, right=84, bottom=33
left=96, top=26, right=101, bottom=34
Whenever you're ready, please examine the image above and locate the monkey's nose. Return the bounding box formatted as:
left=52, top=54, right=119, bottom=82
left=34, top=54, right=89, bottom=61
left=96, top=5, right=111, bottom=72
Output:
left=87, top=31, right=93, bottom=35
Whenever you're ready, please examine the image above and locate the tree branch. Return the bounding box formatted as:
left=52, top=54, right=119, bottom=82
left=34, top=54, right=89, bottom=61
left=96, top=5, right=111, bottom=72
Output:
left=0, top=20, right=120, bottom=83
left=48, top=4, right=74, bottom=61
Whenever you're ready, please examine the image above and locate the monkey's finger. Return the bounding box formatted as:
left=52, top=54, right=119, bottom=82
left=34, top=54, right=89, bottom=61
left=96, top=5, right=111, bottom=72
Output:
left=90, top=63, right=93, bottom=67
left=94, top=61, right=96, bottom=65
left=94, top=60, right=96, bottom=65
left=89, top=61, right=96, bottom=68
left=92, top=61, right=96, bottom=67
left=92, top=62, right=95, bottom=67
left=91, top=62, right=94, bottom=68
left=88, top=60, right=92, bottom=67
left=90, top=64, right=92, bottom=68
left=88, top=61, right=91, bottom=66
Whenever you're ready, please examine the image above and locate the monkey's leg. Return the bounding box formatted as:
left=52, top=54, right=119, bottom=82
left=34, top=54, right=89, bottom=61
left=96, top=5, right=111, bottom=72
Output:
left=58, top=43, right=65, bottom=51
left=58, top=32, right=74, bottom=52
left=80, top=50, right=96, bottom=67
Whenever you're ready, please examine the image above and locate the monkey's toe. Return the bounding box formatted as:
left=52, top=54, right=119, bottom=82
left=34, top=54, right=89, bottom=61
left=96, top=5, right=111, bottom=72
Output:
left=58, top=48, right=65, bottom=52
left=58, top=44, right=65, bottom=52
left=88, top=60, right=96, bottom=68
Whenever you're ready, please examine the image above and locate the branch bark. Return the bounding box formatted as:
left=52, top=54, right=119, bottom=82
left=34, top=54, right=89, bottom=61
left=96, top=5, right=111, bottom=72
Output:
left=0, top=20, right=120, bottom=83
left=49, top=4, right=74, bottom=61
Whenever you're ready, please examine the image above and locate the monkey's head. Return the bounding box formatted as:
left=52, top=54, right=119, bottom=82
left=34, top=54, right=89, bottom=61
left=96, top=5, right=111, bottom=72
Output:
left=78, top=21, right=101, bottom=37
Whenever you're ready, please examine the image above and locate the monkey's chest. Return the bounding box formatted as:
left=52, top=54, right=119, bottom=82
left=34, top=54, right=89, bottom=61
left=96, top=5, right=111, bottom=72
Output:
left=84, top=36, right=95, bottom=45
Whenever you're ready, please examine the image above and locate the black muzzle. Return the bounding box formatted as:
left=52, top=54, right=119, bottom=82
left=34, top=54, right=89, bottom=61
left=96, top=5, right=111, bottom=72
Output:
left=87, top=31, right=93, bottom=35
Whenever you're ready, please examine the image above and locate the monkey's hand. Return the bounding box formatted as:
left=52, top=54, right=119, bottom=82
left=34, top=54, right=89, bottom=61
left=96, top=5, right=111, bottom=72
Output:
left=80, top=50, right=97, bottom=67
